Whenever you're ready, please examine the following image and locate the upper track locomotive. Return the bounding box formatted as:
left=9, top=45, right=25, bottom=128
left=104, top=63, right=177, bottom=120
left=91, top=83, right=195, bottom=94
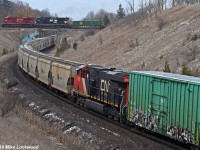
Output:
left=1, top=16, right=105, bottom=29
left=18, top=35, right=200, bottom=149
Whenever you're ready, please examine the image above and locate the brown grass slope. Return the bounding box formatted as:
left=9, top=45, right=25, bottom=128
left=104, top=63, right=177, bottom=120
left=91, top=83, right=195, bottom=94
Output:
left=61, top=4, right=200, bottom=73
left=0, top=29, right=34, bottom=54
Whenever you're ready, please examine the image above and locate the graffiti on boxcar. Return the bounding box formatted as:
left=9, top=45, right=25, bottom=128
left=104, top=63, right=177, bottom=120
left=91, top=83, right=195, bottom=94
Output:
left=147, top=114, right=157, bottom=131
left=167, top=126, right=193, bottom=144
left=130, top=102, right=160, bottom=131
left=131, top=110, right=146, bottom=127
left=130, top=110, right=158, bottom=131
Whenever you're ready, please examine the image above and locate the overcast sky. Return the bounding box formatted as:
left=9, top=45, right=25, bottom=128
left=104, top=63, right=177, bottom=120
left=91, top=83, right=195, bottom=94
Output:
left=21, top=0, right=130, bottom=20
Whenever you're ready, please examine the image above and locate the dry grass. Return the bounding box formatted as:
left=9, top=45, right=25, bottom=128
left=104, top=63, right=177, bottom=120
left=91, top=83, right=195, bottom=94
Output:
left=16, top=103, right=94, bottom=150
left=0, top=86, right=94, bottom=150
left=0, top=117, right=60, bottom=149
left=0, top=81, right=94, bottom=149
left=60, top=4, right=200, bottom=74
left=0, top=89, right=16, bottom=117
left=0, top=29, right=34, bottom=55
left=0, top=88, right=61, bottom=149
left=47, top=30, right=85, bottom=57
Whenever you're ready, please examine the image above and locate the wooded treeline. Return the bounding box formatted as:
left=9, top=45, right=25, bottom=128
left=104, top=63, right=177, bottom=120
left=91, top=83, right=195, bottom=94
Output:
left=0, top=0, right=53, bottom=20
left=124, top=0, right=200, bottom=16
left=83, top=0, right=200, bottom=26
left=113, top=0, right=200, bottom=24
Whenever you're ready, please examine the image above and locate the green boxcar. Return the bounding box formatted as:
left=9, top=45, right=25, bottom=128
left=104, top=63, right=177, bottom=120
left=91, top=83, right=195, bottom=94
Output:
left=72, top=20, right=104, bottom=29
left=127, top=71, right=200, bottom=146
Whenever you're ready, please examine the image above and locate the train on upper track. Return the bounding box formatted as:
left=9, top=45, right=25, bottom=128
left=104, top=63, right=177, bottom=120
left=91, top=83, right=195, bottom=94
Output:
left=18, top=35, right=200, bottom=149
left=1, top=16, right=105, bottom=29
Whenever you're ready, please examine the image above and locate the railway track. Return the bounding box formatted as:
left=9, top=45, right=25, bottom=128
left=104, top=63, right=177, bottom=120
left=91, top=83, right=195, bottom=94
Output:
left=10, top=32, right=195, bottom=149
left=0, top=27, right=101, bottom=31
left=11, top=55, right=189, bottom=150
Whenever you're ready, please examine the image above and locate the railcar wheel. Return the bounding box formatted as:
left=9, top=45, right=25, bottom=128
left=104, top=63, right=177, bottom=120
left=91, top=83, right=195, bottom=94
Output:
left=190, top=146, right=200, bottom=150
left=72, top=95, right=77, bottom=103
left=108, top=110, right=113, bottom=119
left=114, top=115, right=119, bottom=121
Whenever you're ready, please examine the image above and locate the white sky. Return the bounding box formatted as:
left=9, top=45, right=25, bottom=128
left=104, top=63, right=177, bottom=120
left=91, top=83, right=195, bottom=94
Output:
left=21, top=0, right=130, bottom=20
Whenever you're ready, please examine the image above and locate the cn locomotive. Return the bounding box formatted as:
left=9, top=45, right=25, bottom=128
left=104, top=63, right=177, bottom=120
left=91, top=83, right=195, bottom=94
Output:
left=1, top=16, right=104, bottom=29
left=18, top=35, right=200, bottom=149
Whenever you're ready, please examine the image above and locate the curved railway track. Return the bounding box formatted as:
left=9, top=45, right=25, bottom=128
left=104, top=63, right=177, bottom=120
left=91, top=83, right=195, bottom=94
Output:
left=16, top=61, right=189, bottom=150
left=10, top=33, right=192, bottom=149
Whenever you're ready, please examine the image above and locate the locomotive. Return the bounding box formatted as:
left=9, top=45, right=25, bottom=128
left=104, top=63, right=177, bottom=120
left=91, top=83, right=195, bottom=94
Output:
left=73, top=65, right=129, bottom=122
left=35, top=17, right=72, bottom=28
left=18, top=35, right=200, bottom=148
left=1, top=16, right=104, bottom=29
left=2, top=17, right=36, bottom=28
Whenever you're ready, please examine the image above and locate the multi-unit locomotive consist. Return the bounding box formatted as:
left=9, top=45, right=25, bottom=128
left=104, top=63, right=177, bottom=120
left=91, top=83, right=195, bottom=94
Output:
left=2, top=16, right=105, bottom=29
left=18, top=35, right=200, bottom=148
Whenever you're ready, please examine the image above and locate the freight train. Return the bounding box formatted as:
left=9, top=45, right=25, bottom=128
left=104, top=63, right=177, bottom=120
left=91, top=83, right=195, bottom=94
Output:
left=18, top=35, right=200, bottom=149
left=2, top=16, right=105, bottom=29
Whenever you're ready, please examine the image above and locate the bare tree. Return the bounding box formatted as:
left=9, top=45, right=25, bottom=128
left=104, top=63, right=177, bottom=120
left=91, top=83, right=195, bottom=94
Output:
left=96, top=9, right=107, bottom=20
left=124, top=0, right=135, bottom=14
left=84, top=11, right=95, bottom=20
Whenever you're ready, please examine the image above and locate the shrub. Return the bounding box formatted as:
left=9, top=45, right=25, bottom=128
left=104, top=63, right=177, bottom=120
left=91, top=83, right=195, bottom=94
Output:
left=141, top=61, right=145, bottom=70
left=85, top=29, right=96, bottom=37
left=163, top=60, right=171, bottom=73
left=159, top=55, right=164, bottom=59
left=181, top=63, right=191, bottom=76
left=55, top=48, right=60, bottom=57
left=157, top=18, right=167, bottom=31
left=0, top=89, right=16, bottom=117
left=6, top=79, right=18, bottom=89
left=135, top=38, right=139, bottom=47
left=80, top=35, right=85, bottom=42
left=10, top=48, right=15, bottom=53
left=129, top=38, right=139, bottom=48
left=73, top=42, right=78, bottom=50
left=60, top=37, right=70, bottom=52
left=191, top=34, right=199, bottom=41
left=98, top=34, right=103, bottom=45
left=2, top=48, right=8, bottom=55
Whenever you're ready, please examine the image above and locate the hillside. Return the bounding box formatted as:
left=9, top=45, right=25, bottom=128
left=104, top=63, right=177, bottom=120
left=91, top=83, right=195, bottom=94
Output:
left=0, top=30, right=19, bottom=53
left=61, top=4, right=200, bottom=73
left=0, top=29, right=34, bottom=55
left=0, top=29, right=67, bottom=150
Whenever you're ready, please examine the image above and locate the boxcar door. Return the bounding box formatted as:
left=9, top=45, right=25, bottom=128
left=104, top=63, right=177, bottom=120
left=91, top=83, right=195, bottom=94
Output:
left=151, top=78, right=168, bottom=133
